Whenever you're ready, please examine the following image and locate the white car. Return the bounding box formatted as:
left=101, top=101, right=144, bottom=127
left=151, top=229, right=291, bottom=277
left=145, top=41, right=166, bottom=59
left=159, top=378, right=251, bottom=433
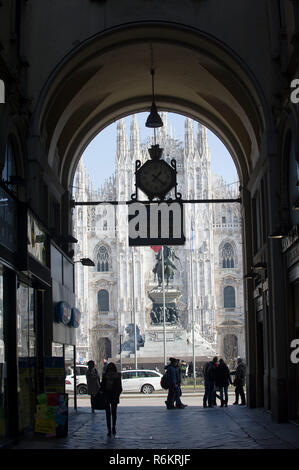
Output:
left=121, top=369, right=163, bottom=394
left=65, top=365, right=88, bottom=395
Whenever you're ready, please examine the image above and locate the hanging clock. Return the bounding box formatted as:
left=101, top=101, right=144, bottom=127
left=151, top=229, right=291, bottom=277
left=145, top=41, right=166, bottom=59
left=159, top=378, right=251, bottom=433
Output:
left=135, top=144, right=177, bottom=200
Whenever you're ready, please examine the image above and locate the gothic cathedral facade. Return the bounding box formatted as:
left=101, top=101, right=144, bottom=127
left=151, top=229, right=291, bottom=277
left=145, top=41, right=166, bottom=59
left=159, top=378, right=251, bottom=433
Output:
left=73, top=113, right=245, bottom=368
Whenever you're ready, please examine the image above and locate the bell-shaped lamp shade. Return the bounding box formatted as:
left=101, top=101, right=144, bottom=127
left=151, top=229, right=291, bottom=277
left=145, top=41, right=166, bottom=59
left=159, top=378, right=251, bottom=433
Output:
left=145, top=101, right=163, bottom=128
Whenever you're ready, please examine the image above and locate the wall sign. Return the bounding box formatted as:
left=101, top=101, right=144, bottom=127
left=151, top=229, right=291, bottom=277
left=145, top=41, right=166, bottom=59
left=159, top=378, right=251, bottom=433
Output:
left=70, top=308, right=81, bottom=328
left=56, top=301, right=72, bottom=325
left=27, top=212, right=48, bottom=265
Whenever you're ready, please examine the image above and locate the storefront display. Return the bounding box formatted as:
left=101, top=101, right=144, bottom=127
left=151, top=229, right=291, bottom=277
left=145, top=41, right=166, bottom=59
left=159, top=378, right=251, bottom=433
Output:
left=44, top=357, right=65, bottom=393
left=17, top=283, right=36, bottom=432
left=0, top=267, right=7, bottom=443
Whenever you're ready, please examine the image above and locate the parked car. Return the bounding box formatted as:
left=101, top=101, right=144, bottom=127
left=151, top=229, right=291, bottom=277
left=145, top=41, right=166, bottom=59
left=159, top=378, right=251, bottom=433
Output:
left=121, top=369, right=163, bottom=394
left=65, top=364, right=88, bottom=395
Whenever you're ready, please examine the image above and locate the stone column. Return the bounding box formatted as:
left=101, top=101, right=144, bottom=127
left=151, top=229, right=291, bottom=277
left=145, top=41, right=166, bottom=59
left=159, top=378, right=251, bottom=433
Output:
left=242, top=186, right=257, bottom=408
left=266, top=155, right=289, bottom=422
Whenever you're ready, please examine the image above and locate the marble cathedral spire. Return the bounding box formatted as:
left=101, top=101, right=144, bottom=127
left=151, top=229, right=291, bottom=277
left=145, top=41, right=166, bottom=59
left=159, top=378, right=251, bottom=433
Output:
left=197, top=122, right=209, bottom=159
left=75, top=159, right=87, bottom=201
left=116, top=118, right=129, bottom=161
left=130, top=114, right=140, bottom=160
left=184, top=117, right=194, bottom=155
left=157, top=111, right=168, bottom=142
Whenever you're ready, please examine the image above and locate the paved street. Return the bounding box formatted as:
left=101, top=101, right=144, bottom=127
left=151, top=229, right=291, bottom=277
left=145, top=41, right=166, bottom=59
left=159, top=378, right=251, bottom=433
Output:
left=7, top=392, right=299, bottom=450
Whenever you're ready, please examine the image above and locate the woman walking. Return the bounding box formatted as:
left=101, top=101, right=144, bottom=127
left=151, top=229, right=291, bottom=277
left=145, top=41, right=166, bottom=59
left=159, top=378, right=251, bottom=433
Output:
left=86, top=360, right=101, bottom=413
left=101, top=362, right=122, bottom=437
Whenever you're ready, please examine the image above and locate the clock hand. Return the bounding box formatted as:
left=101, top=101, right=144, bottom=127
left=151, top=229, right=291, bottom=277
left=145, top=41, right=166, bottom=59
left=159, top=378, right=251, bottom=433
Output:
left=157, top=176, right=168, bottom=185
left=152, top=171, right=162, bottom=181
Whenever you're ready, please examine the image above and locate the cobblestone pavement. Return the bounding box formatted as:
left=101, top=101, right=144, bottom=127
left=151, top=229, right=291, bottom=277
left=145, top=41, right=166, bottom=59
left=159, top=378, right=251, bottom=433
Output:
left=7, top=393, right=299, bottom=450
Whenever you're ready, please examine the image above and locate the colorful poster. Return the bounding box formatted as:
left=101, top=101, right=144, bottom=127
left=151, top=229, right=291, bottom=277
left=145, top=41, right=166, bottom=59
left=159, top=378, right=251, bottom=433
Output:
left=44, top=357, right=65, bottom=393
left=34, top=393, right=68, bottom=438
left=34, top=417, right=56, bottom=435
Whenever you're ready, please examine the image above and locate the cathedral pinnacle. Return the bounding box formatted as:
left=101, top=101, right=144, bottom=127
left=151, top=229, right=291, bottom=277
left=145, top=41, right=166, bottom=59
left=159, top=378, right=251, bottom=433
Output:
left=157, top=111, right=168, bottom=142
left=117, top=119, right=128, bottom=160
left=130, top=114, right=140, bottom=160
left=184, top=117, right=194, bottom=155
left=197, top=123, right=209, bottom=159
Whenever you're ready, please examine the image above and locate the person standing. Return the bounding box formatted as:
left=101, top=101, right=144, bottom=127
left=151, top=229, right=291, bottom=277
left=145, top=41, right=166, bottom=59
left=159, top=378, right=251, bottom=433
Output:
left=86, top=360, right=101, bottom=413
left=101, top=362, right=123, bottom=437
left=164, top=357, right=178, bottom=409
left=187, top=361, right=193, bottom=378
left=102, top=358, right=109, bottom=375
left=215, top=358, right=232, bottom=407
left=175, top=359, right=187, bottom=409
left=203, top=356, right=218, bottom=408
left=230, top=357, right=246, bottom=406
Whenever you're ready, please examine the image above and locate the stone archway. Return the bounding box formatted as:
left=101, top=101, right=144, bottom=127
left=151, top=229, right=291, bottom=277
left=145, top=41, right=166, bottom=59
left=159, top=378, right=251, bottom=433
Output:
left=98, top=337, right=112, bottom=361
left=33, top=23, right=269, bottom=188
left=223, top=334, right=238, bottom=365
left=30, top=20, right=275, bottom=417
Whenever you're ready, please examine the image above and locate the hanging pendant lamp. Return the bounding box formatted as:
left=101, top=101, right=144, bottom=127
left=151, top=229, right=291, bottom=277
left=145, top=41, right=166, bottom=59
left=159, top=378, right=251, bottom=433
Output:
left=145, top=68, right=163, bottom=128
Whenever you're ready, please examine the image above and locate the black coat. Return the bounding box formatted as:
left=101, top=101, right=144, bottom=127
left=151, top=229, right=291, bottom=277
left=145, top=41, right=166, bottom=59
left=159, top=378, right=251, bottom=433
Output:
left=203, top=361, right=216, bottom=382
left=215, top=363, right=232, bottom=387
left=231, top=362, right=246, bottom=387
left=101, top=371, right=122, bottom=405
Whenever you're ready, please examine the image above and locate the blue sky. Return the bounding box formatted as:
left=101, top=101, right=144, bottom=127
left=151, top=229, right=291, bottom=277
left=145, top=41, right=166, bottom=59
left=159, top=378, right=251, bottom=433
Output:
left=81, top=112, right=238, bottom=191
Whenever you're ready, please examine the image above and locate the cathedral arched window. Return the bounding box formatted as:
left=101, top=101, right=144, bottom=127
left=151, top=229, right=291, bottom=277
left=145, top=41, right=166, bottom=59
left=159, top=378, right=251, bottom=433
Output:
left=103, top=220, right=107, bottom=231
left=224, top=286, right=235, bottom=308
left=222, top=243, right=235, bottom=268
left=97, top=246, right=109, bottom=272
left=98, top=289, right=109, bottom=312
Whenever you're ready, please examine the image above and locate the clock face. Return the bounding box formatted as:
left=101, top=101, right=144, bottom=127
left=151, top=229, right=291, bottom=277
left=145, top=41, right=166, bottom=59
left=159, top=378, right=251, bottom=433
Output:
left=137, top=160, right=175, bottom=198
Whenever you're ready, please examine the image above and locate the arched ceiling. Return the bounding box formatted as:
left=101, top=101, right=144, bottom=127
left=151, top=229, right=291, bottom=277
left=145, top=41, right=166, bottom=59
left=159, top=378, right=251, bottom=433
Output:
left=37, top=24, right=267, bottom=189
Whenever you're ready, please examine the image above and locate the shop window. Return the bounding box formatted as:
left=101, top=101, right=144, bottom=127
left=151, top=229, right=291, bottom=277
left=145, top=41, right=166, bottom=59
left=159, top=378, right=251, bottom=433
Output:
left=224, top=286, right=236, bottom=308
left=52, top=342, right=64, bottom=357
left=0, top=267, right=7, bottom=443
left=17, top=283, right=36, bottom=432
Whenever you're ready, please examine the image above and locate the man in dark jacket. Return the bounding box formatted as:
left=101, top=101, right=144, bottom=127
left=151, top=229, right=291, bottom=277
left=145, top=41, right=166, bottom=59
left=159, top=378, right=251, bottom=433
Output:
left=215, top=358, right=232, bottom=407
left=174, top=359, right=187, bottom=408
left=230, top=357, right=246, bottom=406
left=203, top=356, right=218, bottom=407
left=165, top=357, right=178, bottom=409
left=188, top=361, right=193, bottom=378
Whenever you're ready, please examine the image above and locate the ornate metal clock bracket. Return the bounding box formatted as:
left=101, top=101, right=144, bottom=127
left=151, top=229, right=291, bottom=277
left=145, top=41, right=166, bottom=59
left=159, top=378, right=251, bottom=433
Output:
left=131, top=159, right=142, bottom=202
left=171, top=159, right=182, bottom=201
